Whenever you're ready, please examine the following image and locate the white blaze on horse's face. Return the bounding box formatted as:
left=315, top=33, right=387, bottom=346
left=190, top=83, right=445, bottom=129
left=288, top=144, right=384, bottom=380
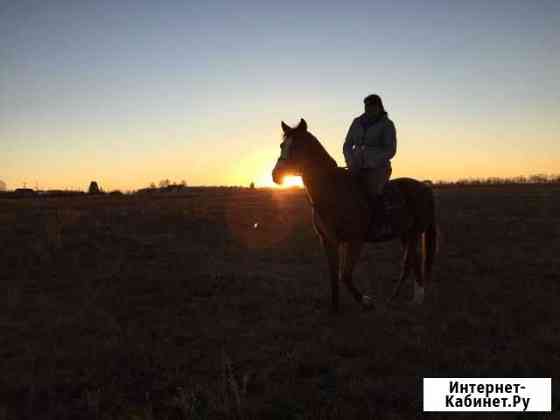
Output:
left=273, top=119, right=307, bottom=184
left=272, top=135, right=296, bottom=184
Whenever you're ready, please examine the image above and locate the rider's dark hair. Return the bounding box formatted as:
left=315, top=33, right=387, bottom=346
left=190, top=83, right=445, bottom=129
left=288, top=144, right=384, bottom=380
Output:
left=363, top=94, right=385, bottom=112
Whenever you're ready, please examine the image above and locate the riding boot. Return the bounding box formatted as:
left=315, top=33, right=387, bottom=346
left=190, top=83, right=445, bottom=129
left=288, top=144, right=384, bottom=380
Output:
left=369, top=194, right=391, bottom=238
left=362, top=168, right=389, bottom=238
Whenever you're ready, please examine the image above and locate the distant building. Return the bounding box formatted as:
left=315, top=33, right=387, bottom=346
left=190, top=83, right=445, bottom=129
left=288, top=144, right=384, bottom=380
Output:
left=88, top=181, right=102, bottom=194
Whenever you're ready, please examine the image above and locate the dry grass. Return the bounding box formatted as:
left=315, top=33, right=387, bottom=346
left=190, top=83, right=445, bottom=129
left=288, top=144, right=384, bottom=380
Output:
left=0, top=186, right=559, bottom=419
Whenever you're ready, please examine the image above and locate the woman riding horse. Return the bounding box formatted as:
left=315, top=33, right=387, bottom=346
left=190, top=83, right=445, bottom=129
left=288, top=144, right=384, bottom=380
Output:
left=272, top=119, right=437, bottom=312
left=344, top=94, right=396, bottom=237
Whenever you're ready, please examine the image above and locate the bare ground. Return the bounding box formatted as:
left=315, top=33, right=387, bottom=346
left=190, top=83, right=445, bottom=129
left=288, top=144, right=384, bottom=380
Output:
left=1, top=185, right=559, bottom=419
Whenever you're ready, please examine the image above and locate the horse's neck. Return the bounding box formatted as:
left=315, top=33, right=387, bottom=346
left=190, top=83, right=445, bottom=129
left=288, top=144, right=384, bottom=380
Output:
left=301, top=163, right=336, bottom=208
left=305, top=135, right=337, bottom=172
left=301, top=146, right=369, bottom=225
left=300, top=136, right=338, bottom=207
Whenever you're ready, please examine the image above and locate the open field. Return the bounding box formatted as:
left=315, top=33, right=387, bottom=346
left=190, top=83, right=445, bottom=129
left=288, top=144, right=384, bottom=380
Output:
left=1, top=185, right=559, bottom=419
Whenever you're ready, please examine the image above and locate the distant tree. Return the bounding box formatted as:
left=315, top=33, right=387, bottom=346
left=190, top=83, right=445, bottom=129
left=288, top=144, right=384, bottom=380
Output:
left=249, top=182, right=255, bottom=189
left=529, top=174, right=547, bottom=184
left=159, top=179, right=170, bottom=188
left=88, top=181, right=101, bottom=194
left=149, top=182, right=156, bottom=189
left=180, top=179, right=187, bottom=187
left=0, top=180, right=6, bottom=191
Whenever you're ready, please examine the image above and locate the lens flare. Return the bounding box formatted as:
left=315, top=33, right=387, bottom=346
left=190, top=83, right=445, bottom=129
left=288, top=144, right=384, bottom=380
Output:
left=225, top=190, right=297, bottom=249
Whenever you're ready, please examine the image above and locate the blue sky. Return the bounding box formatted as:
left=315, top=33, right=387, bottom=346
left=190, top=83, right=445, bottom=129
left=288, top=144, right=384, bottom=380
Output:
left=1, top=0, right=558, bottom=190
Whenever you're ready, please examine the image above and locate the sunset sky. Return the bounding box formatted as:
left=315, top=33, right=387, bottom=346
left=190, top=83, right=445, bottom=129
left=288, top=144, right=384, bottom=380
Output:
left=1, top=0, right=559, bottom=191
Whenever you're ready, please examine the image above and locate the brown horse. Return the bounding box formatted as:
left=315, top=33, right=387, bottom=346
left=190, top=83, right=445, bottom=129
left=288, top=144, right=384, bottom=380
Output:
left=272, top=119, right=437, bottom=312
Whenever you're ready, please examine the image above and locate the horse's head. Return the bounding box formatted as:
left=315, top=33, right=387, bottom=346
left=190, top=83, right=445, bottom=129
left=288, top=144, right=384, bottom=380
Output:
left=272, top=118, right=308, bottom=185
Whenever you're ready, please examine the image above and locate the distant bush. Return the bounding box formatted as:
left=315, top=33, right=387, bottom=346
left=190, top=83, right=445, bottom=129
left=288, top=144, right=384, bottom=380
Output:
left=434, top=174, right=560, bottom=187
left=137, top=182, right=190, bottom=195
left=44, top=190, right=85, bottom=198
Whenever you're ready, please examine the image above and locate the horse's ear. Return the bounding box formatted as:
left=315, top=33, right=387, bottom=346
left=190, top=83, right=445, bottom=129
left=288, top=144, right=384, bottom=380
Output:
left=297, top=118, right=307, bottom=131
left=281, top=121, right=291, bottom=134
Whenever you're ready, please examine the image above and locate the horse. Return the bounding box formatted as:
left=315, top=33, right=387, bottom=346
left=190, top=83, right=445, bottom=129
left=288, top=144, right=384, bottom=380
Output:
left=271, top=119, right=437, bottom=312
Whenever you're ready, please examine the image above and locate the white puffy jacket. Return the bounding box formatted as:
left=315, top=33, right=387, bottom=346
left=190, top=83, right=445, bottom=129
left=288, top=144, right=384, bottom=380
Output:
left=343, top=113, right=397, bottom=170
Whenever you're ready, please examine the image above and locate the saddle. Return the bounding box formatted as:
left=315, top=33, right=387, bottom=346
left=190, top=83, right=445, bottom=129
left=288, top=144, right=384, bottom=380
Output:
left=365, top=182, right=411, bottom=242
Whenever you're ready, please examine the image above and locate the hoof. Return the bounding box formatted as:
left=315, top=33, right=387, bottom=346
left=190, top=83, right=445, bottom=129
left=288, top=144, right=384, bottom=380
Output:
left=361, top=295, right=375, bottom=310
left=412, top=284, right=425, bottom=305
left=387, top=297, right=398, bottom=307
left=390, top=281, right=404, bottom=301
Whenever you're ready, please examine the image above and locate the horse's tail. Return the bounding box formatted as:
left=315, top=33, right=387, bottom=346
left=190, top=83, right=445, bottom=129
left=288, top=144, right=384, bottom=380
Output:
left=422, top=189, right=438, bottom=282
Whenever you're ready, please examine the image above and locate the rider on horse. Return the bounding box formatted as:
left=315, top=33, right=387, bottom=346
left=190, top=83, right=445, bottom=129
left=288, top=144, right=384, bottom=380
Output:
left=343, top=94, right=397, bottom=237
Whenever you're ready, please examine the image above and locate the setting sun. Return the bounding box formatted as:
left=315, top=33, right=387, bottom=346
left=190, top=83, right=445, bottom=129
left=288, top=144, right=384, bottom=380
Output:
left=281, top=176, right=304, bottom=188
left=256, top=172, right=304, bottom=189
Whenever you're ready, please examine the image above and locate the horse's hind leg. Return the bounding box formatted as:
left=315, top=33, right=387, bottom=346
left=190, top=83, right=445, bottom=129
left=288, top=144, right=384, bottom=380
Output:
left=339, top=241, right=372, bottom=308
left=410, top=234, right=425, bottom=304
left=390, top=235, right=413, bottom=301
left=321, top=238, right=340, bottom=313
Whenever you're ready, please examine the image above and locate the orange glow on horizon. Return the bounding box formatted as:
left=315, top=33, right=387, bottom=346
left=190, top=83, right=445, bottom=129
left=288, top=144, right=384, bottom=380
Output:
left=256, top=170, right=304, bottom=189
left=258, top=176, right=303, bottom=189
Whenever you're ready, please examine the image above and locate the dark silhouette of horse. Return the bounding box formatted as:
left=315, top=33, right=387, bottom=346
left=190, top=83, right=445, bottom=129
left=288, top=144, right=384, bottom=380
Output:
left=272, top=119, right=437, bottom=312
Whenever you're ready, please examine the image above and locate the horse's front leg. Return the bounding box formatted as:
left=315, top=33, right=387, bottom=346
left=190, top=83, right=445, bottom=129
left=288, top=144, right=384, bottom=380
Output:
left=410, top=234, right=425, bottom=304
left=339, top=241, right=372, bottom=309
left=313, top=209, right=341, bottom=312
left=321, top=238, right=340, bottom=313
left=390, top=234, right=413, bottom=301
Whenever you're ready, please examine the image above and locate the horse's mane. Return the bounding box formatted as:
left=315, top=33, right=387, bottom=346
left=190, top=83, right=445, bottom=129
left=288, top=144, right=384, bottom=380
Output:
left=284, top=129, right=338, bottom=170
left=305, top=131, right=338, bottom=169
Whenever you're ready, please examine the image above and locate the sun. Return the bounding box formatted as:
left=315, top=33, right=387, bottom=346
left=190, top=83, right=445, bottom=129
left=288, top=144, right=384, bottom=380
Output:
left=256, top=172, right=303, bottom=188
left=281, top=175, right=304, bottom=188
